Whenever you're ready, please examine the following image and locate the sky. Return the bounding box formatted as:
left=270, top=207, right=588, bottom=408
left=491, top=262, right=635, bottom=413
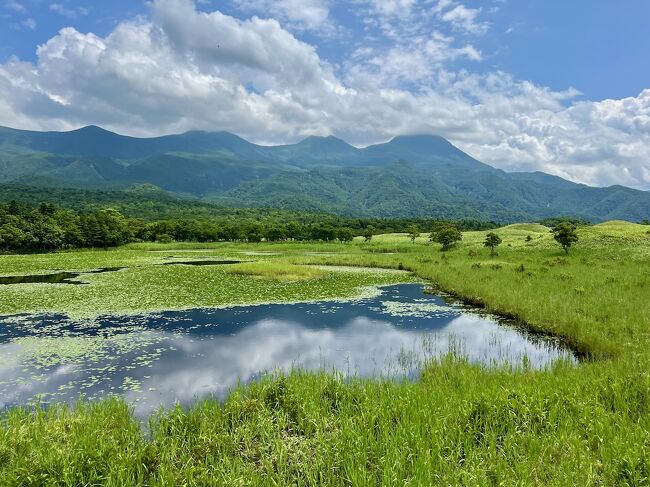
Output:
left=0, top=0, right=649, bottom=189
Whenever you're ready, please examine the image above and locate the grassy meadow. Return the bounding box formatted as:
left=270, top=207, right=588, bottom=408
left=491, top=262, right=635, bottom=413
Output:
left=1, top=221, right=649, bottom=485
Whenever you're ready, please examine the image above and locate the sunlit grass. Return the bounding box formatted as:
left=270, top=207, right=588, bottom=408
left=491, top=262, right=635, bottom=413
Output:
left=226, top=261, right=325, bottom=281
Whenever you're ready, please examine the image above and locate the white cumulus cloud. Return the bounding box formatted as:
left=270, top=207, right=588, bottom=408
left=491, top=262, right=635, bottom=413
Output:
left=438, top=3, right=488, bottom=35
left=232, top=0, right=336, bottom=35
left=0, top=0, right=647, bottom=189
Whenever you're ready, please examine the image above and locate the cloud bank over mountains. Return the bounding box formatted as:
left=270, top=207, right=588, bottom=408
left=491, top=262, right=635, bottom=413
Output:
left=0, top=0, right=648, bottom=189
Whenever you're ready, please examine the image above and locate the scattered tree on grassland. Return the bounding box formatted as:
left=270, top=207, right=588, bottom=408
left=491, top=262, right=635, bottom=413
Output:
left=484, top=232, right=502, bottom=256
left=430, top=225, right=462, bottom=251
left=552, top=222, right=578, bottom=255
left=407, top=225, right=420, bottom=244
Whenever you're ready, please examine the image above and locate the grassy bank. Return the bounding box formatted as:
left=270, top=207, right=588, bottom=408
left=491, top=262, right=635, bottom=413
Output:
left=1, top=221, right=649, bottom=485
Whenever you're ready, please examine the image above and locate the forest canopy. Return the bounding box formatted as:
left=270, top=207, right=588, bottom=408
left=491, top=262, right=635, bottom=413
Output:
left=0, top=198, right=498, bottom=252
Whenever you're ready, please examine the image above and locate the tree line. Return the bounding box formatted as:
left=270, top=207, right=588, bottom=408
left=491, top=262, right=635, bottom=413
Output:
left=0, top=201, right=499, bottom=252
left=0, top=199, right=585, bottom=255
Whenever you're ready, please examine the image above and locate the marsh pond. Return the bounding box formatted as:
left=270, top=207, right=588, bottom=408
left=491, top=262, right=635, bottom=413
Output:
left=0, top=284, right=574, bottom=415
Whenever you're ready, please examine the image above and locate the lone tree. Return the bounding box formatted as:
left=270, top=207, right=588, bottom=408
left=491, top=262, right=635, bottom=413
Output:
left=407, top=225, right=420, bottom=244
left=362, top=226, right=374, bottom=242
left=484, top=232, right=502, bottom=256
left=552, top=222, right=578, bottom=255
left=430, top=225, right=462, bottom=251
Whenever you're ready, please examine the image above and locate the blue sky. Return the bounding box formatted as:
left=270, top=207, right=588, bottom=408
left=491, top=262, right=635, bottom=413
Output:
left=3, top=0, right=649, bottom=100
left=0, top=0, right=649, bottom=188
left=483, top=0, right=650, bottom=101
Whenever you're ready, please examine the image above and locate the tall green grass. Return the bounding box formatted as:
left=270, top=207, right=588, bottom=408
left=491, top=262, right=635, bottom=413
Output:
left=2, top=361, right=648, bottom=485
left=226, top=261, right=325, bottom=281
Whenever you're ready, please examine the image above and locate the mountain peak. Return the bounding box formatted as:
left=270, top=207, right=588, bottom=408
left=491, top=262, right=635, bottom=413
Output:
left=296, top=135, right=354, bottom=150
left=385, top=134, right=453, bottom=151
left=70, top=125, right=117, bottom=136
left=178, top=130, right=249, bottom=144
left=390, top=134, right=447, bottom=142
left=282, top=135, right=357, bottom=157
left=365, top=133, right=458, bottom=155
left=360, top=133, right=491, bottom=171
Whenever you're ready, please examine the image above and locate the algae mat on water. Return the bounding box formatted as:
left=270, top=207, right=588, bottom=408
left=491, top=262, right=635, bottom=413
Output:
left=0, top=249, right=416, bottom=317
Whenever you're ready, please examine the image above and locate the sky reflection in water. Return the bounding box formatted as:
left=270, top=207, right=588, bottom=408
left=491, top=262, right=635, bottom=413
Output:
left=0, top=284, right=574, bottom=415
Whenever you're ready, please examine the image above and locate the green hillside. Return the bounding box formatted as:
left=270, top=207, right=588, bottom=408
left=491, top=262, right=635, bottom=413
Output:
left=1, top=125, right=649, bottom=222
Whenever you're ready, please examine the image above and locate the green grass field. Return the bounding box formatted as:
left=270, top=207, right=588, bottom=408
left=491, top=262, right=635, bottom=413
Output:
left=1, top=222, right=649, bottom=485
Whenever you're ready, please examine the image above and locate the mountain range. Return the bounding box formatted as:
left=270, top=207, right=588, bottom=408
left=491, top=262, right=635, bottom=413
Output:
left=0, top=125, right=648, bottom=222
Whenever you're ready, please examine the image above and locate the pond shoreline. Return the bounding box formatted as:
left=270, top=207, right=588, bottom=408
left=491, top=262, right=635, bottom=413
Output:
left=0, top=283, right=574, bottom=415
left=423, top=282, right=596, bottom=361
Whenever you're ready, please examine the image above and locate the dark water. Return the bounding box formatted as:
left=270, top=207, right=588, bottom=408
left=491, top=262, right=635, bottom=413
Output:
left=0, top=267, right=124, bottom=285
left=0, top=284, right=574, bottom=415
left=0, top=261, right=240, bottom=286
left=162, top=260, right=242, bottom=266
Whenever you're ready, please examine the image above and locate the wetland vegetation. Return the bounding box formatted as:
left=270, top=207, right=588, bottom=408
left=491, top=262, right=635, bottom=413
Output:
left=0, top=220, right=649, bottom=485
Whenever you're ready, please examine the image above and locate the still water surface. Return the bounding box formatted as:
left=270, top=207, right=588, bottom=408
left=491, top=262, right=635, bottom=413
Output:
left=0, top=284, right=574, bottom=415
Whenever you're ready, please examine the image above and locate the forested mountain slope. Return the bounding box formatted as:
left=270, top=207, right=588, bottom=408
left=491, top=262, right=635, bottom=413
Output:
left=1, top=125, right=648, bottom=222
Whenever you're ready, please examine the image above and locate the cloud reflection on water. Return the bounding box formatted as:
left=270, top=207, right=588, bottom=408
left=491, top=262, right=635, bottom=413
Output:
left=0, top=284, right=574, bottom=415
